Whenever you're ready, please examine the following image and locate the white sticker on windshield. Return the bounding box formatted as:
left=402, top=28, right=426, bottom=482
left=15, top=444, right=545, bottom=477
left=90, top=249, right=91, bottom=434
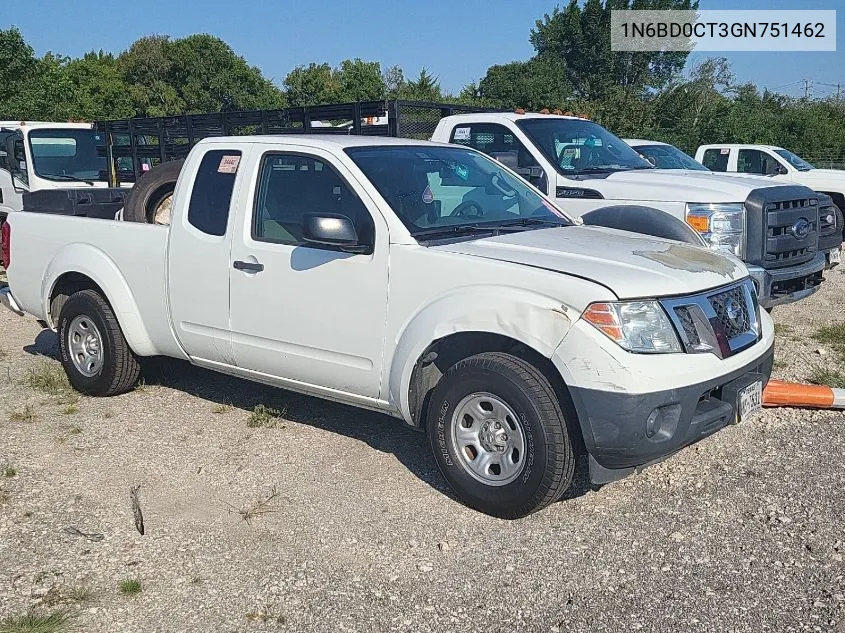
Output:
left=453, top=127, right=471, bottom=141
left=218, top=155, right=241, bottom=173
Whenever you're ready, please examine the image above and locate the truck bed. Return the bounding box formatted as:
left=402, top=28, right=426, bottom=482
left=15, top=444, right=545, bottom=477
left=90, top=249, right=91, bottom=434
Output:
left=6, top=213, right=182, bottom=358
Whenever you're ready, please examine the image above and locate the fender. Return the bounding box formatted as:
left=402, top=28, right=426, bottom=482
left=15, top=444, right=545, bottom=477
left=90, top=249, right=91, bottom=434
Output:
left=387, top=284, right=577, bottom=423
left=42, top=243, right=160, bottom=357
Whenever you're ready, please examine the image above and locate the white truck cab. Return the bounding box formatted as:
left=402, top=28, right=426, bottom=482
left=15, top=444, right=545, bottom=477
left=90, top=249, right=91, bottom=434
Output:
left=0, top=121, right=115, bottom=221
left=430, top=113, right=828, bottom=309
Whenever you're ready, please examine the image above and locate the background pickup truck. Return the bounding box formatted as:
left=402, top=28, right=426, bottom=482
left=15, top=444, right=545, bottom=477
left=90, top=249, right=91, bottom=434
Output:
left=626, top=139, right=843, bottom=271
left=1, top=134, right=775, bottom=518
left=429, top=113, right=828, bottom=310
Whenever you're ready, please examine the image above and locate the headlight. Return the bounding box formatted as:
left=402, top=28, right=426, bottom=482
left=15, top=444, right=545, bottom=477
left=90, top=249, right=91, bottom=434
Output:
left=685, top=203, right=746, bottom=258
left=582, top=301, right=682, bottom=353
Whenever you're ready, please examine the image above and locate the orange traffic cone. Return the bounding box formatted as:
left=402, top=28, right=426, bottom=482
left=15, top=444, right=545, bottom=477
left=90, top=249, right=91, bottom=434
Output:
left=762, top=380, right=845, bottom=410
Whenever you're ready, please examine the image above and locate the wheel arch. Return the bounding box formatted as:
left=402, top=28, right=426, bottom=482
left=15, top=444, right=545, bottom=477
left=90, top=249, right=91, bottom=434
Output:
left=44, top=244, right=159, bottom=357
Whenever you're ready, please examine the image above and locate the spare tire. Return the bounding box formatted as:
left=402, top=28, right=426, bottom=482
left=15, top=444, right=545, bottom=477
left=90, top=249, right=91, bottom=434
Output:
left=580, top=205, right=706, bottom=246
left=122, top=159, right=185, bottom=224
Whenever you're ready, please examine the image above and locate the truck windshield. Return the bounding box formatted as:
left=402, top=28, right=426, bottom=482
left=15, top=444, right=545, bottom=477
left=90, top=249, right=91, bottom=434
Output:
left=774, top=149, right=814, bottom=171
left=28, top=128, right=108, bottom=183
left=345, top=145, right=572, bottom=238
left=631, top=144, right=709, bottom=171
left=516, top=118, right=654, bottom=175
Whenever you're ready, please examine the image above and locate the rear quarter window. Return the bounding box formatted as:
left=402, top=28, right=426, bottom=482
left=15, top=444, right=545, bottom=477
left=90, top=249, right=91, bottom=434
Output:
left=187, top=149, right=242, bottom=236
left=701, top=148, right=729, bottom=171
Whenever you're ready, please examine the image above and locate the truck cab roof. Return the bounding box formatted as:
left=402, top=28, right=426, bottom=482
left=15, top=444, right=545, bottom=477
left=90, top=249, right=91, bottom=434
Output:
left=698, top=143, right=785, bottom=152
left=0, top=121, right=94, bottom=130
left=192, top=134, right=452, bottom=150
left=441, top=112, right=588, bottom=124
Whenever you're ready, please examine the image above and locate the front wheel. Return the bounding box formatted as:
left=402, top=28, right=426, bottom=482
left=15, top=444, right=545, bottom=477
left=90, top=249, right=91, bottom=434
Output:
left=426, top=352, right=575, bottom=518
left=58, top=289, right=140, bottom=396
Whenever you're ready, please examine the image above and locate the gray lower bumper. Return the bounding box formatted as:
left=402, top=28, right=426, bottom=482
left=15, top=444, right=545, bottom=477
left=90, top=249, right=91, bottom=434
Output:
left=747, top=251, right=825, bottom=309
left=0, top=286, right=24, bottom=316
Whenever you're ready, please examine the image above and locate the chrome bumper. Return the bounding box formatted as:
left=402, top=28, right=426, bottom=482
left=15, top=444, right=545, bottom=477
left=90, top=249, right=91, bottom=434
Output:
left=747, top=251, right=826, bottom=309
left=0, top=286, right=24, bottom=316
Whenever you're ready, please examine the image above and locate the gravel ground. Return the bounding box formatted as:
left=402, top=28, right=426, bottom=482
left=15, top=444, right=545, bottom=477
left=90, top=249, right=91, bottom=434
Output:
left=0, top=268, right=844, bottom=633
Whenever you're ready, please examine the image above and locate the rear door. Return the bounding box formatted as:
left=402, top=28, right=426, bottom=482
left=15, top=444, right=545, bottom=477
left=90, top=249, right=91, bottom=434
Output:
left=228, top=146, right=388, bottom=398
left=168, top=145, right=248, bottom=365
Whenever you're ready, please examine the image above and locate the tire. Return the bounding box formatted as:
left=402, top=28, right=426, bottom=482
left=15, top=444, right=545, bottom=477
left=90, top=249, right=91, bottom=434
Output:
left=426, top=352, right=575, bottom=519
left=581, top=205, right=706, bottom=246
left=57, top=289, right=140, bottom=396
left=123, top=159, right=185, bottom=224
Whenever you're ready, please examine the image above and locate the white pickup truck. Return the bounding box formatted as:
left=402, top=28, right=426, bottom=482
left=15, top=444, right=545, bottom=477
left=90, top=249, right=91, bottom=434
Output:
left=0, top=121, right=135, bottom=222
left=429, top=113, right=827, bottom=309
left=695, top=143, right=845, bottom=217
left=0, top=134, right=775, bottom=518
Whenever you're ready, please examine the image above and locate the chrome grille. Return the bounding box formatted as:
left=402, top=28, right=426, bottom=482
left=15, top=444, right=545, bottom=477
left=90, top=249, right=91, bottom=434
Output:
left=662, top=279, right=761, bottom=359
left=709, top=285, right=750, bottom=340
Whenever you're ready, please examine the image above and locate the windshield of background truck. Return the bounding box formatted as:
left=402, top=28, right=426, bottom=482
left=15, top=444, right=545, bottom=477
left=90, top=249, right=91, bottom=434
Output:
left=28, top=129, right=107, bottom=182
left=633, top=144, right=709, bottom=171
left=516, top=118, right=654, bottom=175
left=345, top=145, right=571, bottom=236
left=774, top=148, right=814, bottom=171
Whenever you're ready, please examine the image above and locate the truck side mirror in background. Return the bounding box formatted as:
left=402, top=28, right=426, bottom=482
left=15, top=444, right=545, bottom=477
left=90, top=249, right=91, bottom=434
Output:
left=302, top=213, right=370, bottom=253
left=776, top=164, right=788, bottom=175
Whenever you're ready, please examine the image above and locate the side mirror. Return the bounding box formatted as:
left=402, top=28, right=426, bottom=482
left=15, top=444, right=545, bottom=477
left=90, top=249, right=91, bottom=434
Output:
left=776, top=164, right=788, bottom=175
left=302, top=213, right=369, bottom=253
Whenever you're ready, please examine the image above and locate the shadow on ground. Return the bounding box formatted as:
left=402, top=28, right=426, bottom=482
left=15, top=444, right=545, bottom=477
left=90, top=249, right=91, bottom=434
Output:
left=25, top=328, right=593, bottom=506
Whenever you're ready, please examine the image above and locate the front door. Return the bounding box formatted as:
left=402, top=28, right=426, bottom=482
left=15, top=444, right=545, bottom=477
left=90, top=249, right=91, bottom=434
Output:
left=228, top=148, right=388, bottom=398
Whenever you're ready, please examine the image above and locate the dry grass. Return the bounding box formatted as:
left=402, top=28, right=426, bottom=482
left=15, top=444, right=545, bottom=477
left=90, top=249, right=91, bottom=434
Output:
left=119, top=578, right=142, bottom=596
left=9, top=404, right=36, bottom=423
left=23, top=362, right=73, bottom=396
left=224, top=487, right=280, bottom=525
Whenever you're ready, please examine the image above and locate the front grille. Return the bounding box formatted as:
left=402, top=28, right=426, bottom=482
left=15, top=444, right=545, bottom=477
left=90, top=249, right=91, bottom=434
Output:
left=708, top=285, right=751, bottom=340
left=763, top=197, right=818, bottom=268
left=662, top=279, right=761, bottom=359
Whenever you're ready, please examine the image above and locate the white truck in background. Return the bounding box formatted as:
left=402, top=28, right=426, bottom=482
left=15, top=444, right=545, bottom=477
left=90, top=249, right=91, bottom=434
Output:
left=0, top=121, right=138, bottom=222
left=626, top=139, right=843, bottom=270
left=0, top=134, right=775, bottom=518
left=428, top=113, right=828, bottom=310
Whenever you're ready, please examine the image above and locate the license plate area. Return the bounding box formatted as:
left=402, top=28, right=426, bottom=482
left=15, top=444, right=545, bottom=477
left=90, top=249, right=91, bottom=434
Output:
left=830, top=248, right=841, bottom=265
left=738, top=380, right=763, bottom=423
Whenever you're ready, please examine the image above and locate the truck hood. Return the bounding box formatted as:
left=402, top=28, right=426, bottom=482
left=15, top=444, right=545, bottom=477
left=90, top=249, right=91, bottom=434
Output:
left=431, top=226, right=746, bottom=299
left=567, top=169, right=794, bottom=202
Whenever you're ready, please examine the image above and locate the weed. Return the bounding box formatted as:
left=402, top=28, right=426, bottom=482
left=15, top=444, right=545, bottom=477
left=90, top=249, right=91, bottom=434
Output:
left=23, top=363, right=72, bottom=397
left=0, top=347, right=7, bottom=362
left=813, top=322, right=845, bottom=347
left=223, top=486, right=280, bottom=525
left=61, top=404, right=78, bottom=415
left=0, top=488, right=9, bottom=504
left=0, top=611, right=72, bottom=633
left=68, top=426, right=82, bottom=435
left=67, top=585, right=92, bottom=603
left=103, top=411, right=113, bottom=420
left=212, top=403, right=232, bottom=414
left=246, top=604, right=285, bottom=625
left=807, top=366, right=845, bottom=389
left=9, top=405, right=36, bottom=423
left=119, top=578, right=142, bottom=596
left=246, top=404, right=285, bottom=428
left=2, top=465, right=16, bottom=478
left=773, top=323, right=793, bottom=336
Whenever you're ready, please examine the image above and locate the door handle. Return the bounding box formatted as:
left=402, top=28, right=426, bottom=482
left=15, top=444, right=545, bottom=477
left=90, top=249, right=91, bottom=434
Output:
left=233, top=260, right=264, bottom=273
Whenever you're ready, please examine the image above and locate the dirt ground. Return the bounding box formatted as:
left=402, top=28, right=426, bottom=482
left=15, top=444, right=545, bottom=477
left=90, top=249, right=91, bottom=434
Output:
left=1, top=267, right=844, bottom=633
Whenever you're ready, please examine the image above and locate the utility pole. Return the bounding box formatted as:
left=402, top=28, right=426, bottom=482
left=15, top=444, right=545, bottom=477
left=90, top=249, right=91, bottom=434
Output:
left=803, top=79, right=813, bottom=99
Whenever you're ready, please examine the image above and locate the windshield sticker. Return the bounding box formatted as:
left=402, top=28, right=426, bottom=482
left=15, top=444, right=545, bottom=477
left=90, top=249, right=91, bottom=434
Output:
left=218, top=155, right=241, bottom=173
left=720, top=148, right=730, bottom=154
left=560, top=147, right=579, bottom=167
left=455, top=163, right=469, bottom=181
left=453, top=127, right=471, bottom=141
left=422, top=184, right=434, bottom=204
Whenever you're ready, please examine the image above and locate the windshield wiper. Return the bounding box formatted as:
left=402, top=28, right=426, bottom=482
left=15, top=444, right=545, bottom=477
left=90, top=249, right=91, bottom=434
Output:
left=39, top=173, right=96, bottom=185
left=413, top=224, right=503, bottom=240
left=496, top=217, right=570, bottom=228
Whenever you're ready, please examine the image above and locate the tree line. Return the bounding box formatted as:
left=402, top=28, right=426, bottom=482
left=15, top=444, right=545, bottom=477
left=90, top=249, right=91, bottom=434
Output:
left=3, top=0, right=845, bottom=165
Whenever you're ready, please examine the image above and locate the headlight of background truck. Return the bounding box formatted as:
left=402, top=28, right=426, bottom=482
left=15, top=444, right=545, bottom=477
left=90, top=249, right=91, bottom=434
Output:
left=582, top=301, right=682, bottom=353
left=685, top=203, right=746, bottom=258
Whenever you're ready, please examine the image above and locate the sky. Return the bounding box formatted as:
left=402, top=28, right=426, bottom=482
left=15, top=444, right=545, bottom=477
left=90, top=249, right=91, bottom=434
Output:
left=6, top=0, right=845, bottom=98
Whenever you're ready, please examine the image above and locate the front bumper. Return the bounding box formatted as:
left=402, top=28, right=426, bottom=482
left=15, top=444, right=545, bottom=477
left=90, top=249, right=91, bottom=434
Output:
left=0, top=286, right=24, bottom=316
left=747, top=251, right=825, bottom=309
left=567, top=340, right=774, bottom=485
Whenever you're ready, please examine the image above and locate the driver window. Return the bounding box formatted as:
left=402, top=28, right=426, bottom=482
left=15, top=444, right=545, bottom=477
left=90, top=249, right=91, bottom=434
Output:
left=449, top=123, right=546, bottom=189
left=737, top=149, right=780, bottom=175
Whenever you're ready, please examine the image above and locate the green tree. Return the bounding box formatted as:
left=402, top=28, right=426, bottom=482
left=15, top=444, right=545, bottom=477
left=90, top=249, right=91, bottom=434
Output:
left=531, top=0, right=696, bottom=100
left=338, top=58, right=385, bottom=102
left=0, top=27, right=41, bottom=117
left=284, top=62, right=342, bottom=106
left=117, top=35, right=183, bottom=116
left=65, top=51, right=134, bottom=120
left=477, top=58, right=571, bottom=109
left=394, top=68, right=442, bottom=102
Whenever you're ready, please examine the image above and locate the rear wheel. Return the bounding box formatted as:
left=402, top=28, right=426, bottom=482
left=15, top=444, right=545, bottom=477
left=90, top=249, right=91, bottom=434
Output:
left=426, top=352, right=575, bottom=519
left=58, top=289, right=140, bottom=396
